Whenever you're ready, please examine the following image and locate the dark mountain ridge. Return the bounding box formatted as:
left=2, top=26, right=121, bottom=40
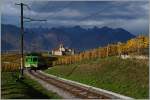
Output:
left=1, top=24, right=135, bottom=52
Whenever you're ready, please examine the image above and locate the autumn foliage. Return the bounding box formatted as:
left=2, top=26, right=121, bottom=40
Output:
left=53, top=35, right=149, bottom=65
left=1, top=54, right=21, bottom=71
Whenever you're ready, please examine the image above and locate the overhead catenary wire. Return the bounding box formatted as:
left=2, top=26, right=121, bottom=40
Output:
left=79, top=4, right=109, bottom=22
left=22, top=1, right=106, bottom=27
left=44, top=1, right=73, bottom=21
left=44, top=2, right=108, bottom=27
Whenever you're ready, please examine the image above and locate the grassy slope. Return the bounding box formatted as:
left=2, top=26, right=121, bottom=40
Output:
left=1, top=72, right=61, bottom=99
left=45, top=56, right=149, bottom=99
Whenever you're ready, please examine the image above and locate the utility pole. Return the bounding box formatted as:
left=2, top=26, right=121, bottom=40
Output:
left=5, top=31, right=7, bottom=54
left=20, top=3, right=24, bottom=79
left=117, top=42, right=121, bottom=57
left=107, top=44, right=109, bottom=57
left=15, top=3, right=47, bottom=79
left=15, top=3, right=24, bottom=79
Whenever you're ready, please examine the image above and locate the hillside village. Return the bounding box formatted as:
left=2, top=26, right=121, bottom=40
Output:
left=52, top=44, right=75, bottom=56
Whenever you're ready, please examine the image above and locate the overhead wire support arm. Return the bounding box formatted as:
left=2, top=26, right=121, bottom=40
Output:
left=23, top=16, right=47, bottom=23
left=23, top=17, right=47, bottom=22
left=29, top=19, right=47, bottom=22
left=23, top=16, right=46, bottom=21
left=15, top=3, right=31, bottom=10
left=23, top=16, right=32, bottom=20
left=22, top=3, right=31, bottom=10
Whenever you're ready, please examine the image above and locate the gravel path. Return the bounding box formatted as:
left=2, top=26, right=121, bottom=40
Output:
left=25, top=70, right=77, bottom=99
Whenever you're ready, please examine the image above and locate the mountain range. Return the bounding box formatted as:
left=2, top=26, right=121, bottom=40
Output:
left=1, top=24, right=135, bottom=53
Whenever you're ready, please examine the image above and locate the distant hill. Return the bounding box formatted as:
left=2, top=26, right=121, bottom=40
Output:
left=1, top=24, right=135, bottom=52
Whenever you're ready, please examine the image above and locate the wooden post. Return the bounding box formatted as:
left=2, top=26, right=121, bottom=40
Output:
left=117, top=42, right=121, bottom=57
left=107, top=44, right=109, bottom=57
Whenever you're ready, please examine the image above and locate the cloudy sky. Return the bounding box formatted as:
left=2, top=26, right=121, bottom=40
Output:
left=1, top=0, right=149, bottom=35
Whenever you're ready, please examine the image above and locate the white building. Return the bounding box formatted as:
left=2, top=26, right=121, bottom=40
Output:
left=52, top=44, right=75, bottom=56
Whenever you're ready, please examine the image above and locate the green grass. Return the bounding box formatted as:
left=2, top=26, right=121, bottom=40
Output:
left=1, top=71, right=62, bottom=99
left=45, top=56, right=149, bottom=99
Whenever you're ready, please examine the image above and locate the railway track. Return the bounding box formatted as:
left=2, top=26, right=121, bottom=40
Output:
left=28, top=70, right=111, bottom=99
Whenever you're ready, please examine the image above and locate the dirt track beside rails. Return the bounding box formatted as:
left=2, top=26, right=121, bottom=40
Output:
left=25, top=70, right=133, bottom=99
left=25, top=70, right=76, bottom=99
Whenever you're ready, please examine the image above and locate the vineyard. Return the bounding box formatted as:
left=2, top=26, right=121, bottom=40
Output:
left=1, top=35, right=149, bottom=71
left=1, top=54, right=21, bottom=71
left=53, top=35, right=149, bottom=65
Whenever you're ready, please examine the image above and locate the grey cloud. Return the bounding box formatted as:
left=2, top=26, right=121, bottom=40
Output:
left=1, top=0, right=149, bottom=35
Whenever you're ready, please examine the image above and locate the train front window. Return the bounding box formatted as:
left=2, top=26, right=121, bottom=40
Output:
left=26, top=57, right=31, bottom=62
left=33, top=58, right=38, bottom=62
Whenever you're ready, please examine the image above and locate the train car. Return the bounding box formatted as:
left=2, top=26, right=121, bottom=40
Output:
left=25, top=53, right=49, bottom=70
left=24, top=53, right=58, bottom=70
left=25, top=55, right=39, bottom=69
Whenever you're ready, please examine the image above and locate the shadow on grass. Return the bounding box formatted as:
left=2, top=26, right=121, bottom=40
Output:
left=19, top=80, right=50, bottom=99
left=2, top=91, right=23, bottom=96
left=6, top=73, right=52, bottom=99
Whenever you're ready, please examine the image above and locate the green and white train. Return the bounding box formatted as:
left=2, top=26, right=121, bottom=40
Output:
left=24, top=53, right=46, bottom=69
left=25, top=55, right=39, bottom=68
